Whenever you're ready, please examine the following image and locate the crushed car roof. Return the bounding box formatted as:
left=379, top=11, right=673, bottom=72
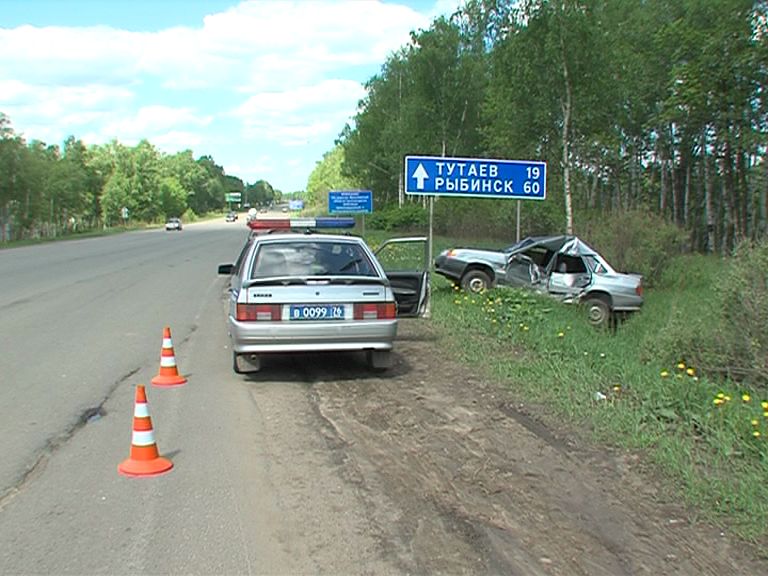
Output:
left=508, top=235, right=599, bottom=257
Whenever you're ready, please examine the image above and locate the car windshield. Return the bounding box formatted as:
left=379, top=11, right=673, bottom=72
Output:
left=250, top=240, right=377, bottom=279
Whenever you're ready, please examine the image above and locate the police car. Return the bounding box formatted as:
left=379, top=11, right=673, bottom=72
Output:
left=218, top=217, right=429, bottom=373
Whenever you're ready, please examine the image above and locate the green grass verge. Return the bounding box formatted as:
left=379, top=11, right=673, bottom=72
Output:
left=426, top=267, right=768, bottom=541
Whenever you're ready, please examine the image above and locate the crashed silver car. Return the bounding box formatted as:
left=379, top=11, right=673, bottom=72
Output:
left=434, top=235, right=643, bottom=327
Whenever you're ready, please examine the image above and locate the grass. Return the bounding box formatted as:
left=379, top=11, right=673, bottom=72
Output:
left=366, top=228, right=768, bottom=542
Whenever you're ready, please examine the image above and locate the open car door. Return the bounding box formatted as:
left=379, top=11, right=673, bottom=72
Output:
left=374, top=236, right=429, bottom=317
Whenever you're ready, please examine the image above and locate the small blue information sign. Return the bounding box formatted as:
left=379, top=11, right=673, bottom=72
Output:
left=328, top=190, right=373, bottom=214
left=404, top=155, right=546, bottom=200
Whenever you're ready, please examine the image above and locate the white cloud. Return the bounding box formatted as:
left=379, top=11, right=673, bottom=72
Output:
left=0, top=0, right=460, bottom=190
left=232, top=79, right=366, bottom=145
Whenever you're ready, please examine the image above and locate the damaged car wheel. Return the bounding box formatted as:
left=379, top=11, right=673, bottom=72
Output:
left=461, top=269, right=491, bottom=293
left=585, top=296, right=612, bottom=329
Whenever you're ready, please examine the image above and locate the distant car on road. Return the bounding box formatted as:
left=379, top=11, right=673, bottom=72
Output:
left=226, top=211, right=238, bottom=222
left=218, top=217, right=429, bottom=373
left=434, top=235, right=643, bottom=328
left=165, top=217, right=182, bottom=231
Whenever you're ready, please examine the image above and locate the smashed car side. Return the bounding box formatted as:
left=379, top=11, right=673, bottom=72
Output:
left=435, top=235, right=643, bottom=328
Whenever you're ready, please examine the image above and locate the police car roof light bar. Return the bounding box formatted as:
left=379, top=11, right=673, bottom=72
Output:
left=247, top=217, right=356, bottom=230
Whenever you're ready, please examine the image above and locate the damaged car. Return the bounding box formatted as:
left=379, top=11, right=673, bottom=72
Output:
left=434, top=235, right=643, bottom=328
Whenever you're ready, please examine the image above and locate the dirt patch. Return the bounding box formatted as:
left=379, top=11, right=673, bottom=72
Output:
left=312, top=319, right=768, bottom=575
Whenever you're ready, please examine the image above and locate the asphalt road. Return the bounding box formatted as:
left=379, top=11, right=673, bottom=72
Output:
left=0, top=220, right=392, bottom=574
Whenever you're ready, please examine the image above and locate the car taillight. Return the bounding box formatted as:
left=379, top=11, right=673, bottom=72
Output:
left=236, top=304, right=282, bottom=321
left=636, top=283, right=643, bottom=297
left=353, top=302, right=396, bottom=320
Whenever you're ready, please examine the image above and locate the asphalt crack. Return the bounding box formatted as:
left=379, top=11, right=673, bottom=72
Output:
left=0, top=367, right=141, bottom=511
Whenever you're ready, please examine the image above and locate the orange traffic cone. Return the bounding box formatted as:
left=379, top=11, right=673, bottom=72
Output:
left=118, top=385, right=173, bottom=477
left=151, top=326, right=187, bottom=387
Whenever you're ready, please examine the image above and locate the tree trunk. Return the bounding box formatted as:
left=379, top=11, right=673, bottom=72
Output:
left=659, top=148, right=667, bottom=216
left=560, top=42, right=573, bottom=235
left=672, top=153, right=679, bottom=225
left=722, top=132, right=737, bottom=250
left=684, top=158, right=691, bottom=228
left=760, top=156, right=768, bottom=239
left=703, top=132, right=715, bottom=253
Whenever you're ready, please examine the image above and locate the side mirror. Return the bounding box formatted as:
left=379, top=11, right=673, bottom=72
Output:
left=218, top=263, right=234, bottom=275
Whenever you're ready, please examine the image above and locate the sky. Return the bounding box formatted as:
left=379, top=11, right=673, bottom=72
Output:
left=0, top=0, right=463, bottom=193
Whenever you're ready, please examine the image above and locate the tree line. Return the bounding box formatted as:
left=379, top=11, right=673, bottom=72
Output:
left=0, top=113, right=281, bottom=241
left=328, top=0, right=767, bottom=253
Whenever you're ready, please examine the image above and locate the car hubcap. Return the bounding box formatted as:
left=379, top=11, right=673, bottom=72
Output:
left=468, top=277, right=486, bottom=292
left=588, top=305, right=607, bottom=325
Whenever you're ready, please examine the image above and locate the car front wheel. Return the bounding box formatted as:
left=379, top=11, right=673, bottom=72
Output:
left=461, top=269, right=491, bottom=293
left=585, top=297, right=612, bottom=329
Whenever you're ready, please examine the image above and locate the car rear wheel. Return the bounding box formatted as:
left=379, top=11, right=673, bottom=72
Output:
left=585, top=296, right=612, bottom=329
left=367, top=350, right=392, bottom=371
left=233, top=352, right=261, bottom=373
left=461, top=269, right=491, bottom=293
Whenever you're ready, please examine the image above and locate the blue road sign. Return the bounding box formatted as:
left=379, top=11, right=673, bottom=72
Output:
left=328, top=190, right=373, bottom=214
left=404, top=155, right=546, bottom=200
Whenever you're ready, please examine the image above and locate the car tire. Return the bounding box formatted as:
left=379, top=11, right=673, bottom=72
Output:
left=367, top=350, right=392, bottom=371
left=461, top=269, right=491, bottom=293
left=233, top=352, right=261, bottom=373
left=585, top=296, right=612, bottom=329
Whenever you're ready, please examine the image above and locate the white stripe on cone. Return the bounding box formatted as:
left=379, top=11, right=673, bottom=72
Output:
left=134, top=403, right=150, bottom=418
left=131, top=430, right=156, bottom=446
left=160, top=356, right=177, bottom=367
left=163, top=338, right=173, bottom=347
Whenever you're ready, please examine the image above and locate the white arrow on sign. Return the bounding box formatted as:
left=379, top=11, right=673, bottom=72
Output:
left=413, top=163, right=429, bottom=190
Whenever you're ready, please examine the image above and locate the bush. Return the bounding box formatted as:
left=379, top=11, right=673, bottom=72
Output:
left=579, top=210, right=687, bottom=286
left=367, top=203, right=427, bottom=231
left=715, top=240, right=768, bottom=388
left=433, top=197, right=561, bottom=240
left=647, top=241, right=768, bottom=392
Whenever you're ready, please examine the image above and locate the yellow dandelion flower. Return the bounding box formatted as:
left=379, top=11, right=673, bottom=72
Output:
left=584, top=351, right=589, bottom=356
left=686, top=368, right=695, bottom=376
left=724, top=395, right=732, bottom=401
left=677, top=362, right=686, bottom=370
left=519, top=323, right=524, bottom=328
left=742, top=394, right=751, bottom=402
left=753, top=431, right=761, bottom=438
left=751, top=419, right=759, bottom=426
left=613, top=385, right=621, bottom=392
left=557, top=332, right=565, bottom=338
left=762, top=401, right=768, bottom=410
left=492, top=319, right=497, bottom=324
left=713, top=398, right=724, bottom=405
left=600, top=353, right=606, bottom=358
left=717, top=392, right=725, bottom=398
left=661, top=370, right=669, bottom=378
left=523, top=326, right=529, bottom=332
left=763, top=412, right=768, bottom=418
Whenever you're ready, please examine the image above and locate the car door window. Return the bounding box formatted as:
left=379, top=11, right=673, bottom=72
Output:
left=375, top=237, right=428, bottom=317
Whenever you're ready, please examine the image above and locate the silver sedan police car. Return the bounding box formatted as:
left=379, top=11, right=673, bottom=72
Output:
left=218, top=217, right=428, bottom=373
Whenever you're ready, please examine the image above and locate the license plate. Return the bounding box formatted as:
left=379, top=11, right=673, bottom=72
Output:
left=289, top=304, right=346, bottom=321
